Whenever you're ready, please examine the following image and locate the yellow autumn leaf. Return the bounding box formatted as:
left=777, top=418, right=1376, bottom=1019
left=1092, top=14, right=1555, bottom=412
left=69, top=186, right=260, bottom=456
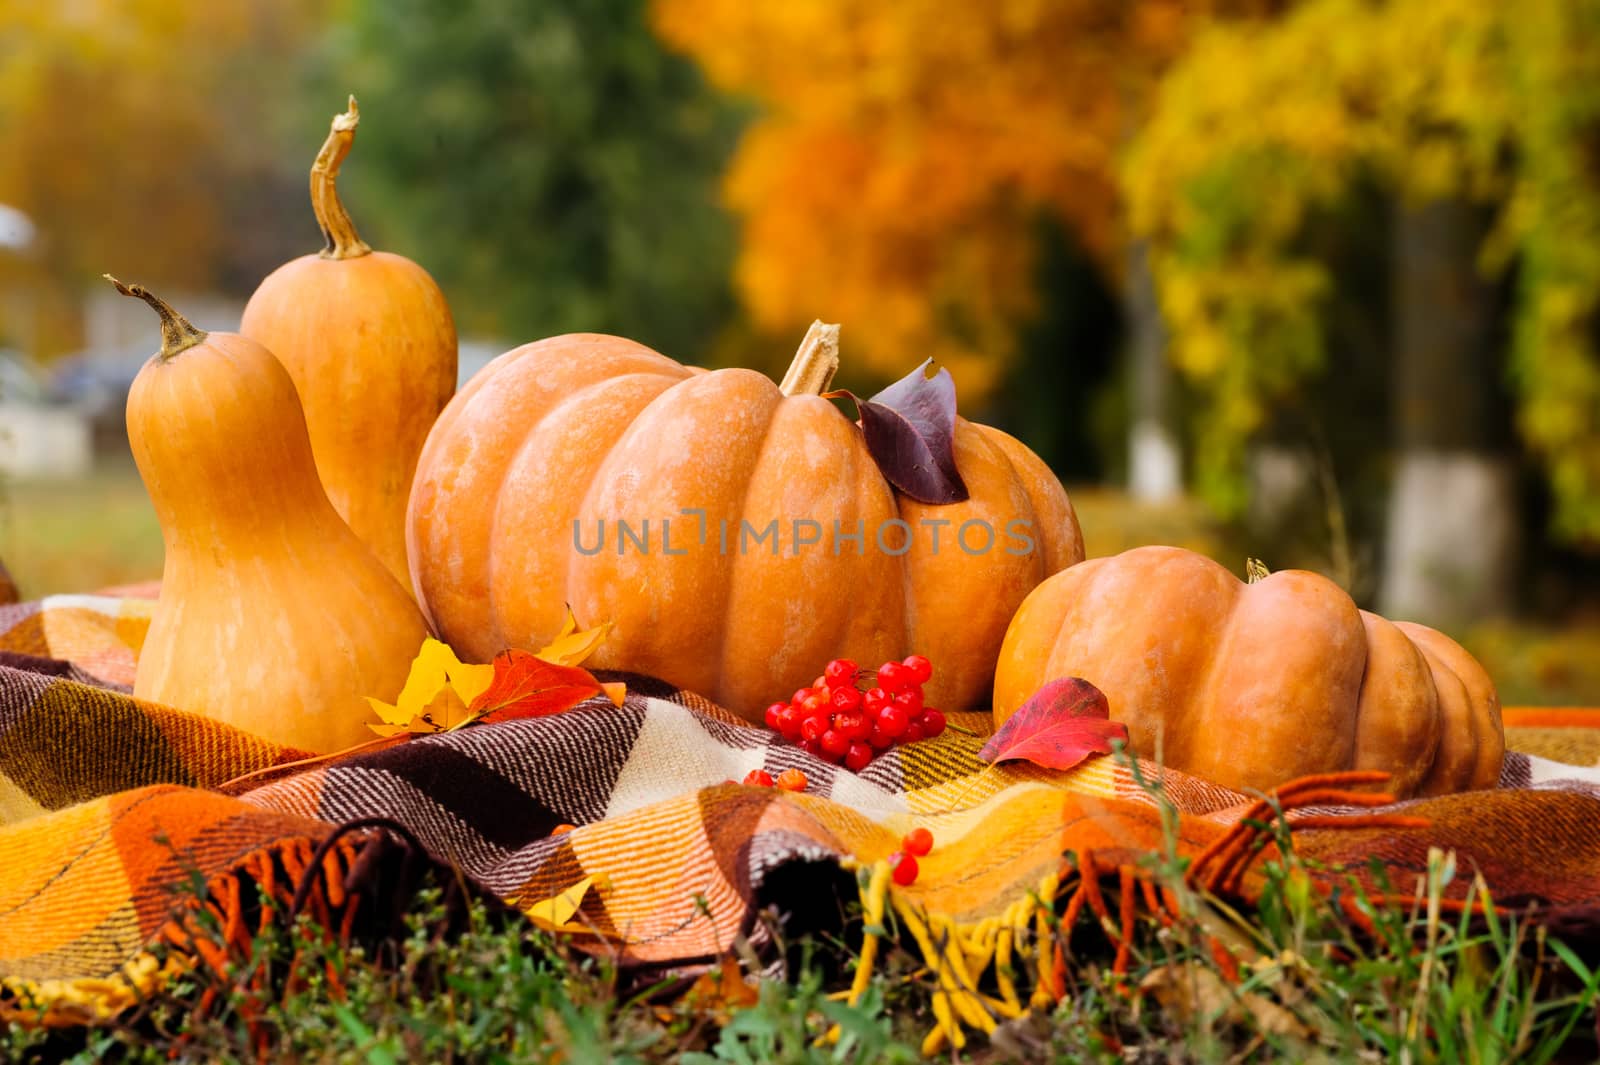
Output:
left=530, top=609, right=626, bottom=708
left=534, top=609, right=614, bottom=668
left=520, top=874, right=595, bottom=933
left=366, top=685, right=471, bottom=738
left=367, top=637, right=495, bottom=737
left=368, top=619, right=621, bottom=738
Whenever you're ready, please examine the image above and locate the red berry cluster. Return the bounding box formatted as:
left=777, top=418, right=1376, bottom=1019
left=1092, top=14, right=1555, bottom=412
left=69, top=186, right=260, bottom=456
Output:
left=764, top=655, right=946, bottom=771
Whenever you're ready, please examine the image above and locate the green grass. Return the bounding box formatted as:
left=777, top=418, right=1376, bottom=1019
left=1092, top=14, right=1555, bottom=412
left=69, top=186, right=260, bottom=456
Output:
left=6, top=759, right=1599, bottom=1063
left=0, top=462, right=163, bottom=599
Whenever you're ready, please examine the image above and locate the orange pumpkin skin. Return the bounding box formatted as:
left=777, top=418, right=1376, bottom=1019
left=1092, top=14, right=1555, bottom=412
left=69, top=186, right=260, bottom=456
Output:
left=242, top=250, right=456, bottom=587
left=993, top=546, right=1503, bottom=797
left=241, top=98, right=456, bottom=590
left=117, top=280, right=430, bottom=754
left=408, top=333, right=1084, bottom=717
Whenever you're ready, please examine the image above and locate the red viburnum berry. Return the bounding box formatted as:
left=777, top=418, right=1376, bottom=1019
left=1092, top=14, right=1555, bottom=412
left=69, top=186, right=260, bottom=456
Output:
left=776, top=768, right=808, bottom=792
left=743, top=769, right=775, bottom=787
left=830, top=685, right=862, bottom=714
left=863, top=687, right=892, bottom=717
left=800, top=715, right=826, bottom=742
left=875, top=704, right=909, bottom=738
left=902, top=654, right=932, bottom=686
left=832, top=711, right=868, bottom=741
left=877, top=661, right=911, bottom=693
left=902, top=827, right=933, bottom=856
left=820, top=728, right=850, bottom=759
left=889, top=851, right=919, bottom=886
left=824, top=658, right=858, bottom=687
left=902, top=722, right=926, bottom=744
left=920, top=709, right=947, bottom=738
left=845, top=742, right=873, bottom=772
left=868, top=723, right=896, bottom=749
left=764, top=703, right=785, bottom=730
left=776, top=704, right=804, bottom=738
left=892, top=689, right=923, bottom=717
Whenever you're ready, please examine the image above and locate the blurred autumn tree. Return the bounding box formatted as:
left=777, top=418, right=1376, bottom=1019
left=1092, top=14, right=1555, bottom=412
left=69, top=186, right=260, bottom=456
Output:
left=650, top=0, right=1278, bottom=500
left=1126, top=0, right=1600, bottom=618
left=0, top=1, right=322, bottom=358
left=321, top=0, right=743, bottom=357
left=0, top=0, right=742, bottom=364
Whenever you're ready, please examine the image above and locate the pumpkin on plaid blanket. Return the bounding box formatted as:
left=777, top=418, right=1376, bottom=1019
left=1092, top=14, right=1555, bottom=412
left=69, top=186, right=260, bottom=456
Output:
left=994, top=546, right=1504, bottom=798
left=407, top=323, right=1084, bottom=719
left=112, top=279, right=429, bottom=754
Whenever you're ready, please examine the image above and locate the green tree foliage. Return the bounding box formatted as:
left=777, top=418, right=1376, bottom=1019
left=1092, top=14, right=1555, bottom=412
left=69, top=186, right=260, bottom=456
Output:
left=1125, top=0, right=1600, bottom=541
left=324, top=0, right=744, bottom=356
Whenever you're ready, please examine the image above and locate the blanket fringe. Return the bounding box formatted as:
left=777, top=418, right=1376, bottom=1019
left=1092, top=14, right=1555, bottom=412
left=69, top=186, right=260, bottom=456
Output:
left=1, top=833, right=371, bottom=1032
left=843, top=770, right=1432, bottom=1053
left=164, top=834, right=370, bottom=1057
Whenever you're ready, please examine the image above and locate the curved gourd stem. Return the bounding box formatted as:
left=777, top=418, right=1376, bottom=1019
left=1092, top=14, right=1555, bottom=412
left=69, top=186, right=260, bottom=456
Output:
left=310, top=95, right=373, bottom=261
left=103, top=275, right=208, bottom=361
left=779, top=320, right=841, bottom=396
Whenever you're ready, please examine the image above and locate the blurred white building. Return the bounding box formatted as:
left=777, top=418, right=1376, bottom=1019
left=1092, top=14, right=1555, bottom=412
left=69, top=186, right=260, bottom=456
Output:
left=0, top=350, right=92, bottom=477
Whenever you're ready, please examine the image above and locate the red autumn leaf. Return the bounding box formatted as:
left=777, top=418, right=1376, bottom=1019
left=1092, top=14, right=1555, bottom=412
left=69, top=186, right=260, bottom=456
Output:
left=466, top=649, right=605, bottom=724
left=978, top=677, right=1128, bottom=771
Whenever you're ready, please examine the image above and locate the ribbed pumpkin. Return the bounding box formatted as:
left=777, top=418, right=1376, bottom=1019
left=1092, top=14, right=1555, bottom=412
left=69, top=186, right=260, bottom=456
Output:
left=408, top=325, right=1084, bottom=717
left=241, top=97, right=456, bottom=589
left=993, top=546, right=1504, bottom=797
left=114, top=277, right=429, bottom=753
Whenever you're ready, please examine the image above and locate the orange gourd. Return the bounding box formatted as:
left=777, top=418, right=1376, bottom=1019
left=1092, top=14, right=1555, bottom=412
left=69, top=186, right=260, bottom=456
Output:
left=242, top=97, right=457, bottom=589
left=114, top=277, right=429, bottom=753
left=408, top=324, right=1084, bottom=717
left=993, top=546, right=1504, bottom=797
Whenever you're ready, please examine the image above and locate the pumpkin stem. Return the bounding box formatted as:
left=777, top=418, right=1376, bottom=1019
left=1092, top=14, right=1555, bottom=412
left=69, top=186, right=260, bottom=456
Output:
left=310, top=95, right=373, bottom=261
left=103, top=275, right=208, bottom=361
left=779, top=320, right=841, bottom=396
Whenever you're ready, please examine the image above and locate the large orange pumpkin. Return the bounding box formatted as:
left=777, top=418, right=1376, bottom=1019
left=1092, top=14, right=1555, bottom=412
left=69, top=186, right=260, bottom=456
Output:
left=114, top=277, right=429, bottom=754
left=408, top=325, right=1084, bottom=717
left=993, top=546, right=1503, bottom=797
left=242, top=97, right=457, bottom=589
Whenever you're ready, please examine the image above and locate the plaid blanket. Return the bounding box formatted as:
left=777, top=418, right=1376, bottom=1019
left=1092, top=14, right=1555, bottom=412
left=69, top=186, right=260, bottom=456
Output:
left=4, top=589, right=1600, bottom=1044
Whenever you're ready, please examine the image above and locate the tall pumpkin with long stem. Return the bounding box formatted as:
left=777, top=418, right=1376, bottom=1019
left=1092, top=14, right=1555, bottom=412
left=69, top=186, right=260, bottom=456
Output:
left=242, top=96, right=457, bottom=591
left=116, top=277, right=429, bottom=753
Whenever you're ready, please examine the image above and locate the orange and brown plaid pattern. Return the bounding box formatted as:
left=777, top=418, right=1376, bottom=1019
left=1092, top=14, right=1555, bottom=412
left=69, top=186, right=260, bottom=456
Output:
left=3, top=591, right=1600, bottom=1031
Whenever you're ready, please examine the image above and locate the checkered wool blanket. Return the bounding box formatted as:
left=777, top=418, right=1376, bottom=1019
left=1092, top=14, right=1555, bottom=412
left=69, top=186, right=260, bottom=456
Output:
left=4, top=587, right=1600, bottom=1049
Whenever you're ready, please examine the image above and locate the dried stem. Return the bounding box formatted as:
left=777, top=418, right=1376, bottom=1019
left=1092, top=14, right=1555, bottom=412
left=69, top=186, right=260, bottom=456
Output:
left=779, top=320, right=841, bottom=396
left=310, top=95, right=372, bottom=260
left=103, top=275, right=207, bottom=361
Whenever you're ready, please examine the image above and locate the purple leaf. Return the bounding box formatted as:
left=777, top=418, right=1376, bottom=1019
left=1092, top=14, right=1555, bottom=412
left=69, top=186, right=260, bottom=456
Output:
left=829, top=359, right=969, bottom=504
